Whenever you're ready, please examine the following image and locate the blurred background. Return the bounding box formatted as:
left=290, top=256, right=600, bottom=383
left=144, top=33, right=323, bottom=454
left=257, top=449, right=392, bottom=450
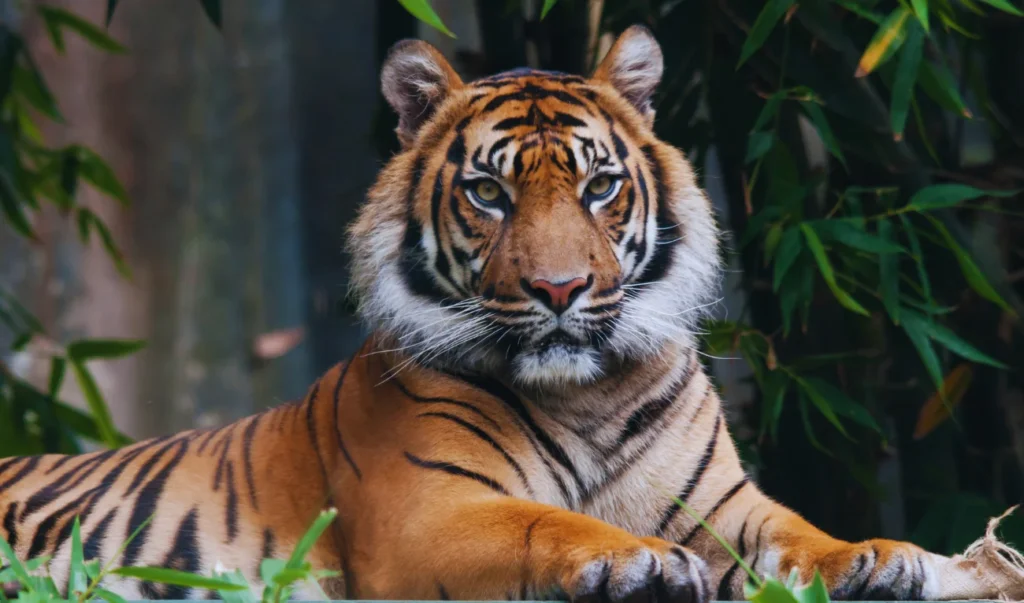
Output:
left=1, top=0, right=1023, bottom=557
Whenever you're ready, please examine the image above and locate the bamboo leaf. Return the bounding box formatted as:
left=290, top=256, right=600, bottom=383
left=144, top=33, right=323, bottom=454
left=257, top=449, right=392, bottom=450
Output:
left=286, top=507, right=338, bottom=570
left=67, top=338, right=146, bottom=361
left=540, top=0, right=559, bottom=19
left=925, top=215, right=1012, bottom=313
left=737, top=0, right=795, bottom=68
left=796, top=389, right=838, bottom=456
left=904, top=310, right=1008, bottom=368
left=914, top=363, right=972, bottom=439
left=907, top=183, right=1019, bottom=211
left=899, top=214, right=933, bottom=308
left=910, top=0, right=930, bottom=31
left=199, top=0, right=223, bottom=28
left=48, top=356, right=66, bottom=397
left=68, top=359, right=120, bottom=448
left=800, top=224, right=870, bottom=316
left=856, top=7, right=912, bottom=77
left=112, top=567, right=247, bottom=591
left=891, top=21, right=924, bottom=140
left=68, top=518, right=88, bottom=596
left=810, top=219, right=906, bottom=254
left=878, top=219, right=900, bottom=323
left=75, top=146, right=128, bottom=204
left=397, top=0, right=456, bottom=38
left=0, top=169, right=35, bottom=240
left=803, top=377, right=882, bottom=434
left=105, top=0, right=120, bottom=26
left=902, top=311, right=945, bottom=394
left=976, top=0, right=1024, bottom=16
left=37, top=5, right=126, bottom=54
left=800, top=101, right=847, bottom=167
left=918, top=60, right=971, bottom=117
left=773, top=228, right=802, bottom=291
left=745, top=131, right=774, bottom=164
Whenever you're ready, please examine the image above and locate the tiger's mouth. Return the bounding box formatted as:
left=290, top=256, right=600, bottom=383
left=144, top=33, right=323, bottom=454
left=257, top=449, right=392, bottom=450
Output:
left=486, top=324, right=612, bottom=386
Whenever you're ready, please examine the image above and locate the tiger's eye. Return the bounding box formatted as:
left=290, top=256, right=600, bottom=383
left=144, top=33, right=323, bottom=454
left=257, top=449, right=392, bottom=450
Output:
left=587, top=176, right=612, bottom=197
left=474, top=180, right=502, bottom=202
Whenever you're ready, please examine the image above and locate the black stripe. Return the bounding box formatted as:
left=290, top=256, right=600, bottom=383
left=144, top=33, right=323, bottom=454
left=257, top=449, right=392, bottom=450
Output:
left=126, top=439, right=178, bottom=497
left=404, top=452, right=510, bottom=496
left=213, top=430, right=235, bottom=492
left=455, top=374, right=579, bottom=501
left=304, top=379, right=331, bottom=492
left=419, top=411, right=533, bottom=496
left=26, top=494, right=80, bottom=559
left=82, top=507, right=116, bottom=562
left=196, top=427, right=222, bottom=456
left=242, top=416, right=261, bottom=510
left=393, top=378, right=503, bottom=433
left=716, top=518, right=749, bottom=600
left=261, top=528, right=275, bottom=560
left=634, top=145, right=676, bottom=285
left=437, top=582, right=451, bottom=600
left=0, top=457, right=43, bottom=501
left=331, top=362, right=362, bottom=480
left=657, top=413, right=722, bottom=534
left=156, top=507, right=201, bottom=599
left=44, top=455, right=74, bottom=475
left=2, top=503, right=18, bottom=549
left=680, top=478, right=750, bottom=545
left=0, top=456, right=23, bottom=476
left=224, top=461, right=239, bottom=543
left=122, top=439, right=190, bottom=567
left=612, top=370, right=689, bottom=452
left=22, top=449, right=118, bottom=519
left=748, top=516, right=768, bottom=581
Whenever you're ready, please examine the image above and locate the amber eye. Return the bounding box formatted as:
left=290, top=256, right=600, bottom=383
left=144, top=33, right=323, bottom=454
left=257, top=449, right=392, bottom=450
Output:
left=473, top=180, right=502, bottom=204
left=585, top=175, right=616, bottom=200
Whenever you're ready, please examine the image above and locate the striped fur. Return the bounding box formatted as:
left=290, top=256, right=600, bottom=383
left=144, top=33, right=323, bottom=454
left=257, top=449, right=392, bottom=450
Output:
left=0, top=26, right=977, bottom=601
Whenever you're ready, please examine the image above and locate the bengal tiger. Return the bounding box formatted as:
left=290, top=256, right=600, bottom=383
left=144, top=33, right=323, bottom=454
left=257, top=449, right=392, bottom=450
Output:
left=0, top=25, right=1004, bottom=602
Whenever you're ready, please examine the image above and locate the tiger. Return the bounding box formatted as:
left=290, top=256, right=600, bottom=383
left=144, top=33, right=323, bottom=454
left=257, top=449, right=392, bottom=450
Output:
left=0, top=25, right=1004, bottom=602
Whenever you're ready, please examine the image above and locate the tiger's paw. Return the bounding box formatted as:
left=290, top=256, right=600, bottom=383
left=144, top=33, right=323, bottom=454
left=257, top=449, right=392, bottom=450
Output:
left=551, top=537, right=711, bottom=603
left=810, top=539, right=933, bottom=601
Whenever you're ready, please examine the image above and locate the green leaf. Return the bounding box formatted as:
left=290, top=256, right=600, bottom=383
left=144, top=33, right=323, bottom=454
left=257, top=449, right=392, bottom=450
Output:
left=796, top=377, right=851, bottom=438
left=809, top=219, right=905, bottom=253
left=286, top=508, right=338, bottom=570
left=899, top=214, right=933, bottom=307
left=918, top=59, right=971, bottom=117
left=925, top=215, right=1012, bottom=313
left=745, top=131, right=774, bottom=164
left=796, top=389, right=835, bottom=456
left=259, top=558, right=288, bottom=589
left=75, top=146, right=128, bottom=204
left=800, top=224, right=870, bottom=316
left=12, top=62, right=61, bottom=121
left=52, top=398, right=132, bottom=446
left=95, top=588, right=128, bottom=603
left=112, top=567, right=248, bottom=591
left=738, top=0, right=795, bottom=68
left=540, top=0, right=559, bottom=19
left=779, top=259, right=812, bottom=336
left=69, top=359, right=120, bottom=448
left=67, top=339, right=146, bottom=362
left=910, top=0, right=930, bottom=30
left=902, top=311, right=944, bottom=394
left=976, top=0, right=1024, bottom=16
left=0, top=169, right=35, bottom=240
left=903, top=310, right=1008, bottom=368
left=37, top=5, right=127, bottom=54
left=794, top=571, right=830, bottom=603
left=773, top=228, right=802, bottom=291
left=76, top=207, right=132, bottom=279
left=199, top=0, right=223, bottom=28
left=803, top=377, right=882, bottom=433
left=84, top=560, right=101, bottom=581
left=105, top=0, right=120, bottom=26
left=68, top=517, right=88, bottom=596
left=891, top=21, right=924, bottom=140
left=800, top=101, right=847, bottom=168
left=752, top=94, right=783, bottom=132
left=833, top=0, right=886, bottom=23
left=761, top=370, right=789, bottom=441
left=764, top=222, right=784, bottom=262
left=906, top=183, right=1019, bottom=212
left=856, top=7, right=912, bottom=77
left=878, top=219, right=900, bottom=323
left=397, top=0, right=456, bottom=38
left=0, top=535, right=31, bottom=589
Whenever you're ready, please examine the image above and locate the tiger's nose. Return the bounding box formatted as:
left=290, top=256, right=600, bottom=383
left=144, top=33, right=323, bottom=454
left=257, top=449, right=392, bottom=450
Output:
left=521, top=276, right=593, bottom=315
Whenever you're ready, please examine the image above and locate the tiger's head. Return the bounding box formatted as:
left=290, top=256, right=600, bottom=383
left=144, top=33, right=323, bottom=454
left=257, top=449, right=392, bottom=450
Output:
left=348, top=26, right=720, bottom=388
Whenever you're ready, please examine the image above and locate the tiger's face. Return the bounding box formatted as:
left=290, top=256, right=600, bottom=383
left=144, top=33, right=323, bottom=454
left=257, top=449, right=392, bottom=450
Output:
left=348, top=26, right=719, bottom=388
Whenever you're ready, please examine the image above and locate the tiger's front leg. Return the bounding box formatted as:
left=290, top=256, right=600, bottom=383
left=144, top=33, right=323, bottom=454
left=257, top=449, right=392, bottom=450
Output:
left=352, top=495, right=712, bottom=602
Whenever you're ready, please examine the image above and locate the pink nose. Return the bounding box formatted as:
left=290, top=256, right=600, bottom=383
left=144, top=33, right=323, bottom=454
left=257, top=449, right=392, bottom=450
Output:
left=523, top=276, right=591, bottom=315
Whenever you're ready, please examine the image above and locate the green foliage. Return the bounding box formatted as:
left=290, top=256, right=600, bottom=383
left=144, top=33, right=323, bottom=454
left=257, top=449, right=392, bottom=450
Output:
left=0, top=509, right=338, bottom=602
left=0, top=5, right=138, bottom=457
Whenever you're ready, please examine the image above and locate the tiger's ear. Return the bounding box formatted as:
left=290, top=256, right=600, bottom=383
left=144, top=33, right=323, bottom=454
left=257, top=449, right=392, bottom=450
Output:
left=381, top=40, right=464, bottom=148
left=592, top=25, right=664, bottom=122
